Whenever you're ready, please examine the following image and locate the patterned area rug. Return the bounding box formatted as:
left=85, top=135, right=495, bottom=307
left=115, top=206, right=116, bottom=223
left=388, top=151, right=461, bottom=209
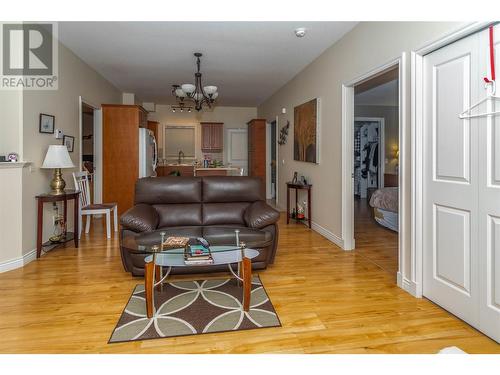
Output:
left=109, top=276, right=280, bottom=343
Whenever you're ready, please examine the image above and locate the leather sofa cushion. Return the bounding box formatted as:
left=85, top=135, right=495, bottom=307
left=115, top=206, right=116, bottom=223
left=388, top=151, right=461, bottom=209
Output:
left=135, top=177, right=202, bottom=204
left=203, top=226, right=273, bottom=248
left=202, top=202, right=249, bottom=225
left=203, top=176, right=263, bottom=203
left=154, top=204, right=202, bottom=227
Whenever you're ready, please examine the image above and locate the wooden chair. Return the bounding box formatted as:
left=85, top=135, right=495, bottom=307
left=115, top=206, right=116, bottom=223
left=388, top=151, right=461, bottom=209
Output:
left=72, top=171, right=117, bottom=239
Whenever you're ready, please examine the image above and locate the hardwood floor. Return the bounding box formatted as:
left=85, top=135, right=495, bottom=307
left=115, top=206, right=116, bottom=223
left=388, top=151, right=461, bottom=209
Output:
left=354, top=198, right=398, bottom=279
left=0, top=215, right=498, bottom=353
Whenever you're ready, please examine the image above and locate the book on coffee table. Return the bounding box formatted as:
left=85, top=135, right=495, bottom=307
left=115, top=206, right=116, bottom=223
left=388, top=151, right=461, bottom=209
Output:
left=184, top=244, right=213, bottom=265
left=163, top=236, right=189, bottom=249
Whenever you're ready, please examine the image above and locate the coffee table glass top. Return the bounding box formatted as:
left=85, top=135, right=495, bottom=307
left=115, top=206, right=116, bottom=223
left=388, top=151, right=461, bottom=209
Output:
left=121, top=234, right=259, bottom=267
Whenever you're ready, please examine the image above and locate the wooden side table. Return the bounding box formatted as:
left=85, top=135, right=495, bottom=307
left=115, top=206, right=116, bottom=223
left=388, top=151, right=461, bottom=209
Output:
left=286, top=182, right=312, bottom=228
left=35, top=190, right=80, bottom=258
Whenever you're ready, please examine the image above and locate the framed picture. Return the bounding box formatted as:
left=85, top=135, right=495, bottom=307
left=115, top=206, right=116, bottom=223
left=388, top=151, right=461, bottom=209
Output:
left=294, top=98, right=320, bottom=164
left=39, top=113, right=55, bottom=134
left=63, top=135, right=75, bottom=152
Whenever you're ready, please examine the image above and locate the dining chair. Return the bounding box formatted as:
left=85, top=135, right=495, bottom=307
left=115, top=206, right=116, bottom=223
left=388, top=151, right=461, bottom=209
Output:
left=72, top=171, right=118, bottom=239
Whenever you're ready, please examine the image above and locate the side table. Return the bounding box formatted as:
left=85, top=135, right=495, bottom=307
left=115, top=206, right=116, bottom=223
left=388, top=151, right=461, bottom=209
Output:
left=35, top=190, right=80, bottom=258
left=286, top=182, right=312, bottom=228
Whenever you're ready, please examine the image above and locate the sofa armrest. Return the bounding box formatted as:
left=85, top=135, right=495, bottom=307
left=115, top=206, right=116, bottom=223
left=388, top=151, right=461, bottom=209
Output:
left=244, top=201, right=280, bottom=229
left=120, top=204, right=159, bottom=233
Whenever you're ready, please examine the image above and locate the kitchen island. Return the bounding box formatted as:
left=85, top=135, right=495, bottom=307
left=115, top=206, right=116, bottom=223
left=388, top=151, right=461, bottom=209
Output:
left=194, top=167, right=240, bottom=176
left=156, top=165, right=240, bottom=177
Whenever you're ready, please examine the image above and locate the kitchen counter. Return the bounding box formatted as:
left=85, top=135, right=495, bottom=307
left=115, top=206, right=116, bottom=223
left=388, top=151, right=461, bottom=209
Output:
left=194, top=167, right=240, bottom=177
left=194, top=167, right=239, bottom=171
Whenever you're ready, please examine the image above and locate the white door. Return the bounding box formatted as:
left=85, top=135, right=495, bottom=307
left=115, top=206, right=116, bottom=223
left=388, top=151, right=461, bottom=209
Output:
left=423, top=25, right=500, bottom=342
left=226, top=128, right=248, bottom=175
left=477, top=26, right=500, bottom=342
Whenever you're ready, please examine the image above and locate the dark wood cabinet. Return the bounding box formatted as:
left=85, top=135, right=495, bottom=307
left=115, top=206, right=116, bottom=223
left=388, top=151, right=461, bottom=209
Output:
left=102, top=104, right=148, bottom=215
left=147, top=120, right=159, bottom=141
left=247, top=119, right=267, bottom=192
left=156, top=165, right=194, bottom=177
left=201, top=122, right=223, bottom=152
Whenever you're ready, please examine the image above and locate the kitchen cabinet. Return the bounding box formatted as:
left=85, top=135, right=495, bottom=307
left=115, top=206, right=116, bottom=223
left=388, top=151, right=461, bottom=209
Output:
left=147, top=120, right=159, bottom=141
left=102, top=104, right=148, bottom=215
left=201, top=122, right=223, bottom=152
left=247, top=119, right=267, bottom=193
left=156, top=165, right=194, bottom=177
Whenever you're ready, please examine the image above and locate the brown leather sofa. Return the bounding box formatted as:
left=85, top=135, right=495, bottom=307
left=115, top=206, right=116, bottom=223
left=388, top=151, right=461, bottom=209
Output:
left=120, top=176, right=280, bottom=276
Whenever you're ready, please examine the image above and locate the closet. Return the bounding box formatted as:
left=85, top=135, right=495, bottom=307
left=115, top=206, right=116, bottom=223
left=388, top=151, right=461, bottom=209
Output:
left=354, top=119, right=381, bottom=198
left=422, top=24, right=499, bottom=342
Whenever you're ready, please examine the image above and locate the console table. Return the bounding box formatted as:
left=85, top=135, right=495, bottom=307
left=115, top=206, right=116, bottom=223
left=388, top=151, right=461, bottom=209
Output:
left=286, top=182, right=312, bottom=228
left=35, top=190, right=80, bottom=258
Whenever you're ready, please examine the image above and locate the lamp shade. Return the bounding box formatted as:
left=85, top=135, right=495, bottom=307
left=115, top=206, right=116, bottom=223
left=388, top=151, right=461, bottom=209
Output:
left=181, top=84, right=196, bottom=94
left=42, top=145, right=75, bottom=169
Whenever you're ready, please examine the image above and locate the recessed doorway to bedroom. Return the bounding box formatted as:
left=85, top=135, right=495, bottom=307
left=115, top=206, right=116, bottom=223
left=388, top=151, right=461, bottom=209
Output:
left=353, top=67, right=399, bottom=280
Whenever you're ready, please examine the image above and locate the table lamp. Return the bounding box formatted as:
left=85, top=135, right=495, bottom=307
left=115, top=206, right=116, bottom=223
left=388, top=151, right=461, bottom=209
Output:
left=41, top=145, right=75, bottom=195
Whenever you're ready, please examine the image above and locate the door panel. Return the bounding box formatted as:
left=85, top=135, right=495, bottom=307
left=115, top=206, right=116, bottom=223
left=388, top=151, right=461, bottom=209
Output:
left=423, top=30, right=479, bottom=327
left=434, top=204, right=471, bottom=294
left=434, top=55, right=471, bottom=183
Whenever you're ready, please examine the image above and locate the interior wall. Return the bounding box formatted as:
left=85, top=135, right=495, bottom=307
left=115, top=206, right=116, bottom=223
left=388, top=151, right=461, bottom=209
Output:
left=355, top=105, right=399, bottom=175
left=257, top=21, right=466, bottom=282
left=0, top=89, right=23, bottom=157
left=21, top=40, right=121, bottom=256
left=149, top=105, right=257, bottom=163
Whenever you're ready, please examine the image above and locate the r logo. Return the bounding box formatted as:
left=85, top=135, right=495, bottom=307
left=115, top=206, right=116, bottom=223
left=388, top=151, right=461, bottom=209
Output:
left=2, top=23, right=53, bottom=76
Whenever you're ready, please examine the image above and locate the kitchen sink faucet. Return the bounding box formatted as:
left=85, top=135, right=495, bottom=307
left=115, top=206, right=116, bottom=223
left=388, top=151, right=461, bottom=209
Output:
left=178, top=150, right=185, bottom=165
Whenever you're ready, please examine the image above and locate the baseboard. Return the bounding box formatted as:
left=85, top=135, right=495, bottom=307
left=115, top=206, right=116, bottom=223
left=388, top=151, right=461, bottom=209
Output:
left=397, top=272, right=420, bottom=297
left=310, top=221, right=344, bottom=249
left=0, top=248, right=36, bottom=273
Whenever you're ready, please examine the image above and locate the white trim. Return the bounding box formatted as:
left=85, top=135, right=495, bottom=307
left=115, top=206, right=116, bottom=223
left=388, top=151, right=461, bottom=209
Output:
left=0, top=161, right=31, bottom=169
left=275, top=115, right=279, bottom=207
left=311, top=221, right=344, bottom=249
left=0, top=249, right=36, bottom=273
left=410, top=22, right=492, bottom=299
left=266, top=122, right=272, bottom=199
left=397, top=272, right=418, bottom=297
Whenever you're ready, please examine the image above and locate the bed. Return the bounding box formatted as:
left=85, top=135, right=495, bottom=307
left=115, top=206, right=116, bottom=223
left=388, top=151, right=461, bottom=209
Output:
left=369, top=187, right=398, bottom=232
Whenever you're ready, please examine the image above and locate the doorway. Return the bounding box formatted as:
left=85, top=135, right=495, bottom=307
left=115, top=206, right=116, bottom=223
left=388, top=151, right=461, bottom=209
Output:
left=353, top=69, right=399, bottom=279
left=270, top=120, right=277, bottom=200
left=342, top=56, right=405, bottom=286
left=78, top=97, right=101, bottom=204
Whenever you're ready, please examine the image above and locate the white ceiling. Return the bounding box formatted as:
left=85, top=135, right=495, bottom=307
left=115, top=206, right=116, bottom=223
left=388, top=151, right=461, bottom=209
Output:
left=57, top=22, right=357, bottom=107
left=355, top=79, right=399, bottom=107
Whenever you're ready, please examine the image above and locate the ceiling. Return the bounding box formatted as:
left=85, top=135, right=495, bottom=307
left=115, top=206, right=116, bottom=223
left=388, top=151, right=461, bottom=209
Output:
left=57, top=22, right=357, bottom=107
left=355, top=79, right=398, bottom=107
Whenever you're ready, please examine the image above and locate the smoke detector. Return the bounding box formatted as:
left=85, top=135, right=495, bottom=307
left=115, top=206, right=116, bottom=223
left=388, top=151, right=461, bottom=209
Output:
left=294, top=27, right=307, bottom=38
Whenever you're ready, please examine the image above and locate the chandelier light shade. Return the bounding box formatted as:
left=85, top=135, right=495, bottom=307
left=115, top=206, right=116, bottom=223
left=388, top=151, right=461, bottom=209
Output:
left=172, top=52, right=218, bottom=111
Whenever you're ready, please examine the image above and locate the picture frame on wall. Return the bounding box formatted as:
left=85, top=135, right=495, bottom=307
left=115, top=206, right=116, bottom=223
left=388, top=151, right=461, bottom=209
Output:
left=293, top=98, right=320, bottom=164
left=39, top=113, right=55, bottom=134
left=63, top=135, right=75, bottom=152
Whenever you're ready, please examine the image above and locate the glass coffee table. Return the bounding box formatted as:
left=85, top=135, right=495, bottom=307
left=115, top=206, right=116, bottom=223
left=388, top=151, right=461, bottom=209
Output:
left=122, top=230, right=259, bottom=318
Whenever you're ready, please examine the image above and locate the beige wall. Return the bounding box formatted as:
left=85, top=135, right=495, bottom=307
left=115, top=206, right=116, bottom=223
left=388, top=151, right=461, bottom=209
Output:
left=21, top=41, right=121, bottom=256
left=0, top=166, right=24, bottom=267
left=355, top=105, right=399, bottom=175
left=0, top=89, right=23, bottom=157
left=258, top=21, right=466, bottom=281
left=149, top=105, right=257, bottom=163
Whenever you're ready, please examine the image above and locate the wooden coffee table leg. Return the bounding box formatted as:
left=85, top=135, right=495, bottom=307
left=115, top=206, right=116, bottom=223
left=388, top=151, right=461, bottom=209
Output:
left=242, top=257, right=252, bottom=312
left=145, top=261, right=154, bottom=318
left=155, top=265, right=162, bottom=291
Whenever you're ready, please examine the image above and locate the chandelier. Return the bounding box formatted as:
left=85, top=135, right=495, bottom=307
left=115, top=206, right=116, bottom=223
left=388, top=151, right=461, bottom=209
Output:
left=172, top=52, right=218, bottom=111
